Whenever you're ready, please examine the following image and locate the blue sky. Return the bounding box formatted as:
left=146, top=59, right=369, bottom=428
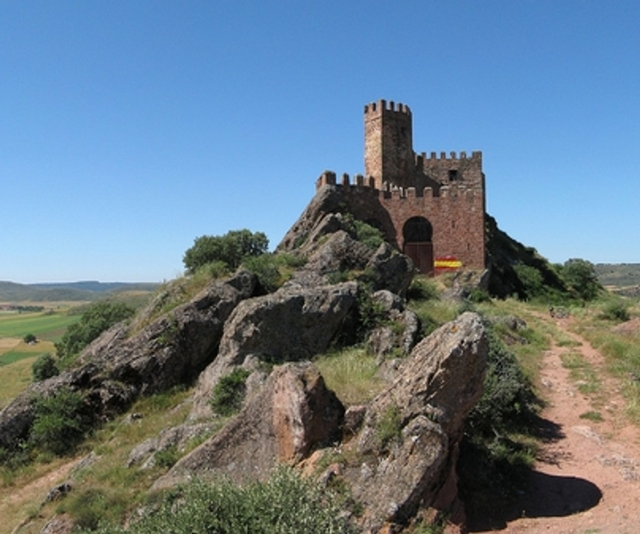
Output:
left=2, top=1, right=639, bottom=283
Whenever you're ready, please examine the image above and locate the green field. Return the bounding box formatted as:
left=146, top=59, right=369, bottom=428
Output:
left=0, top=309, right=82, bottom=409
left=0, top=311, right=81, bottom=342
left=0, top=351, right=42, bottom=367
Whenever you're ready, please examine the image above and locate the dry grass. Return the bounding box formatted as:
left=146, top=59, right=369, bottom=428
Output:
left=0, top=357, right=37, bottom=410
left=3, top=387, right=198, bottom=533
left=314, top=347, right=386, bottom=406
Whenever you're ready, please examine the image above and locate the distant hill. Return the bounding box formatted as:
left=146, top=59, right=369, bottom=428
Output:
left=594, top=263, right=640, bottom=297
left=0, top=281, right=160, bottom=302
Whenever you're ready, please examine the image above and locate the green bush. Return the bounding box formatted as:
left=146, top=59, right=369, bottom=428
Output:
left=183, top=229, right=269, bottom=274
left=559, top=258, right=602, bottom=301
left=30, top=387, right=92, bottom=456
left=32, top=353, right=59, bottom=381
left=466, top=326, right=538, bottom=436
left=210, top=368, right=251, bottom=416
left=85, top=466, right=356, bottom=534
left=55, top=301, right=135, bottom=360
left=376, top=404, right=402, bottom=451
left=599, top=300, right=630, bottom=322
left=59, top=487, right=129, bottom=531
left=513, top=264, right=545, bottom=300
left=242, top=253, right=283, bottom=292
left=407, top=277, right=439, bottom=302
left=342, top=214, right=386, bottom=250
left=23, top=333, right=37, bottom=344
left=154, top=445, right=179, bottom=469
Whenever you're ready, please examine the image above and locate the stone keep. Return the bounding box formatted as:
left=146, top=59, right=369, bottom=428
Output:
left=316, top=99, right=486, bottom=275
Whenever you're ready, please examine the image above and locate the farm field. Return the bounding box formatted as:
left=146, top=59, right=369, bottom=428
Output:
left=0, top=307, right=82, bottom=409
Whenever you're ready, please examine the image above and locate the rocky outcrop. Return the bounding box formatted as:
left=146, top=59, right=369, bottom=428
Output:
left=126, top=422, right=218, bottom=469
left=190, top=281, right=358, bottom=419
left=344, top=312, right=488, bottom=531
left=365, top=289, right=420, bottom=360
left=277, top=185, right=348, bottom=253
left=0, top=271, right=257, bottom=451
left=155, top=362, right=344, bottom=489
left=286, top=225, right=414, bottom=297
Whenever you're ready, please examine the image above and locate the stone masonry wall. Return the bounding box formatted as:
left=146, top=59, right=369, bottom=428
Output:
left=313, top=100, right=487, bottom=275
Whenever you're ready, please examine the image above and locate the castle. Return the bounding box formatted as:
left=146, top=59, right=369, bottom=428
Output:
left=316, top=99, right=486, bottom=276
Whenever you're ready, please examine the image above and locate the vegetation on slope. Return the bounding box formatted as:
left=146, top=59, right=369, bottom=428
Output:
left=2, top=218, right=638, bottom=533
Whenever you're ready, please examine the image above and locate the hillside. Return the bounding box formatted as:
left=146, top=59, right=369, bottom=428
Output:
left=594, top=263, right=640, bottom=296
left=0, top=186, right=635, bottom=533
left=0, top=281, right=159, bottom=303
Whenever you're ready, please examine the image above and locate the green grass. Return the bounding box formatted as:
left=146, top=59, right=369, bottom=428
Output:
left=0, top=311, right=81, bottom=341
left=560, top=351, right=601, bottom=395
left=0, top=357, right=36, bottom=409
left=580, top=410, right=604, bottom=422
left=573, top=304, right=640, bottom=422
left=314, top=347, right=385, bottom=406
left=0, top=351, right=44, bottom=367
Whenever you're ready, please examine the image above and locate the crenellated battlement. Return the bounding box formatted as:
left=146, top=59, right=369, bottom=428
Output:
left=313, top=101, right=486, bottom=276
left=315, top=171, right=482, bottom=200
left=364, top=99, right=412, bottom=117
left=415, top=150, right=482, bottom=163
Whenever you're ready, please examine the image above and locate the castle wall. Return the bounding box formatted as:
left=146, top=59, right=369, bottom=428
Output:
left=315, top=173, right=486, bottom=272
left=312, top=100, right=487, bottom=275
left=379, top=185, right=485, bottom=271
left=364, top=100, right=414, bottom=190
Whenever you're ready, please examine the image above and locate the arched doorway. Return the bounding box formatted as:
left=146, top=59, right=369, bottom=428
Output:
left=403, top=217, right=434, bottom=275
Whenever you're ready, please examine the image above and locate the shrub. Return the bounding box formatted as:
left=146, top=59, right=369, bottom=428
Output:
left=376, top=404, right=402, bottom=451
left=23, top=333, right=37, bottom=344
left=407, top=277, right=439, bottom=302
left=599, top=300, right=630, bottom=322
left=469, top=287, right=491, bottom=303
left=59, top=487, right=129, bottom=531
left=242, top=253, right=283, bottom=292
left=560, top=258, right=602, bottom=301
left=513, top=264, right=545, bottom=300
left=55, top=301, right=135, bottom=360
left=342, top=214, right=386, bottom=250
left=85, top=466, right=357, bottom=534
left=32, top=353, right=59, bottom=381
left=466, top=325, right=538, bottom=437
left=154, top=445, right=179, bottom=469
left=183, top=229, right=269, bottom=274
left=30, top=387, right=92, bottom=456
left=210, top=368, right=251, bottom=416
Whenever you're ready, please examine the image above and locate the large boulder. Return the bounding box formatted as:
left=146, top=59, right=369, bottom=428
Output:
left=277, top=185, right=348, bottom=253
left=286, top=227, right=414, bottom=298
left=155, top=362, right=344, bottom=489
left=190, top=281, right=358, bottom=419
left=0, top=271, right=257, bottom=451
left=344, top=312, right=488, bottom=531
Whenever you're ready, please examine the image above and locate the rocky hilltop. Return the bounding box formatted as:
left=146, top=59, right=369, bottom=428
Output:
left=1, top=183, right=490, bottom=533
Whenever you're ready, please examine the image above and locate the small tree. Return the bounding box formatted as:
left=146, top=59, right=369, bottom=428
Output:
left=183, top=229, right=269, bottom=274
left=560, top=258, right=602, bottom=302
left=32, top=353, right=60, bottom=381
left=30, top=387, right=92, bottom=455
left=55, top=301, right=135, bottom=360
left=23, top=333, right=37, bottom=344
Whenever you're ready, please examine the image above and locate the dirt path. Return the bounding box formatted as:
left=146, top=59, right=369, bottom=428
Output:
left=490, top=317, right=640, bottom=533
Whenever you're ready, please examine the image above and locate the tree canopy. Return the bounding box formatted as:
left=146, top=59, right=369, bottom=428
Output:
left=183, top=229, right=269, bottom=274
left=55, top=301, right=135, bottom=359
left=560, top=258, right=602, bottom=301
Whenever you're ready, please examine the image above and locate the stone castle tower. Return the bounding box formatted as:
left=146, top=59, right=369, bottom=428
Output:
left=316, top=99, right=486, bottom=276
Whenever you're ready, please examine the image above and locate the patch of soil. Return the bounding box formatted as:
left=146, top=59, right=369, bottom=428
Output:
left=472, top=317, right=640, bottom=533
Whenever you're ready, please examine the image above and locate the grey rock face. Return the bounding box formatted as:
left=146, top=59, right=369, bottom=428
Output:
left=190, top=281, right=358, bottom=419
left=0, top=271, right=257, bottom=451
left=155, top=362, right=344, bottom=489
left=346, top=312, right=488, bottom=531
